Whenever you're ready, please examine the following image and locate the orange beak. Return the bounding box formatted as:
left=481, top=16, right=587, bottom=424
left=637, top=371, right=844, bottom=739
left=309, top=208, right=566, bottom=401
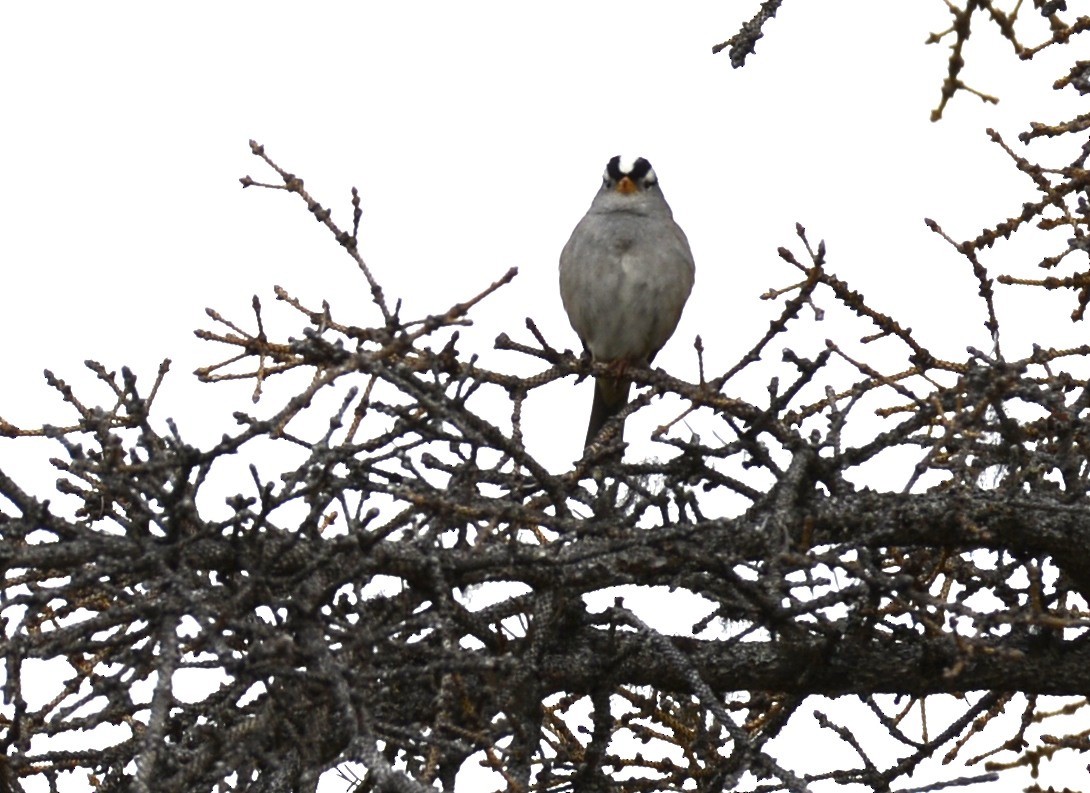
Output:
left=615, top=176, right=637, bottom=194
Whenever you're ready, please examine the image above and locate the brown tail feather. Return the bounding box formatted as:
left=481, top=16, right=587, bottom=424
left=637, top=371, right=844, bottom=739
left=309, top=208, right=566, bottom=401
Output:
left=585, top=377, right=632, bottom=447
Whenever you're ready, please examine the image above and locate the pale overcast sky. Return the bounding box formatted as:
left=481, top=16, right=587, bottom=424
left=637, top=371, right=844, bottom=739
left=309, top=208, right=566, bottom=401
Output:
left=0, top=3, right=1084, bottom=791
left=2, top=2, right=1079, bottom=453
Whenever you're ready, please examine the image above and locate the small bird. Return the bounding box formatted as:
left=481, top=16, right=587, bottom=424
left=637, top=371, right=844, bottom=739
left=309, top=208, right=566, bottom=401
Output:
left=559, top=156, right=695, bottom=447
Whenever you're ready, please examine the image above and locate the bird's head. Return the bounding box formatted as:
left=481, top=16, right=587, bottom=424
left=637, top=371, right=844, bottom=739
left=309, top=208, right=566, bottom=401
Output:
left=601, top=155, right=659, bottom=196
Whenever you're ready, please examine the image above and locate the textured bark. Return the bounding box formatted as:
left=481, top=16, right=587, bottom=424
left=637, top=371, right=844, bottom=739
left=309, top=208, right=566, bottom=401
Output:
left=3, top=9, right=1089, bottom=789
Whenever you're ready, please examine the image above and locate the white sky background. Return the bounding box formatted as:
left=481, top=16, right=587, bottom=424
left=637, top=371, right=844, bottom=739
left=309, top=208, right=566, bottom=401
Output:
left=0, top=2, right=1083, bottom=463
left=1, top=2, right=1087, bottom=791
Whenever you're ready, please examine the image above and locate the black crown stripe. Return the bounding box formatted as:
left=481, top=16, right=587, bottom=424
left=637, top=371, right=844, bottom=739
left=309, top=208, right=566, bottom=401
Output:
left=606, top=156, right=654, bottom=183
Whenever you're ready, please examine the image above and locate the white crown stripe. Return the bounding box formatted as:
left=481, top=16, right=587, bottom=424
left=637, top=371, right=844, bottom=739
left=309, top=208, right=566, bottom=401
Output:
left=604, top=156, right=658, bottom=187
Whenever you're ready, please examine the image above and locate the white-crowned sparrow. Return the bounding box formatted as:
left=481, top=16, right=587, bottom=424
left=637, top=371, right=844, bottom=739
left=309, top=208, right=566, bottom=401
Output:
left=559, top=156, right=695, bottom=447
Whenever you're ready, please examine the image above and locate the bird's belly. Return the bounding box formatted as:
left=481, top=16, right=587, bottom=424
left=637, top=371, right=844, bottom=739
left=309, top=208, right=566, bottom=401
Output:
left=578, top=251, right=685, bottom=363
